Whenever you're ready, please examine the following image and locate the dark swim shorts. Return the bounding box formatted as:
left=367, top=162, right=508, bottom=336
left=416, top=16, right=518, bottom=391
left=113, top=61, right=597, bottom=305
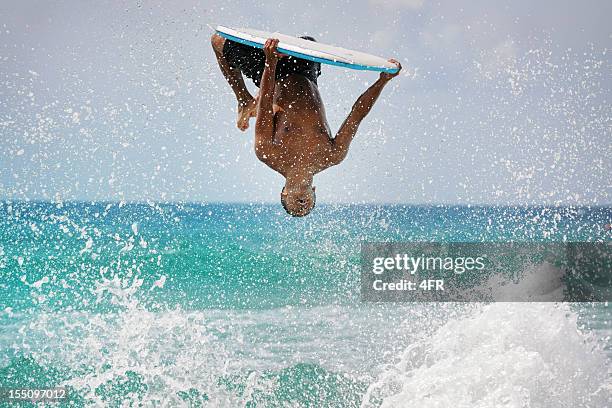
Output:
left=222, top=36, right=321, bottom=87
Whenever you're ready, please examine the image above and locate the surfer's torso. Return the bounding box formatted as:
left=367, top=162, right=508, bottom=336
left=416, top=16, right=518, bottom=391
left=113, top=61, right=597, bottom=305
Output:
left=268, top=74, right=335, bottom=176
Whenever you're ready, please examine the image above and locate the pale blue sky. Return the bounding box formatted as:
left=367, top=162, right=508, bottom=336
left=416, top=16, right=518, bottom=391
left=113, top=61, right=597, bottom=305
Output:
left=1, top=0, right=610, bottom=204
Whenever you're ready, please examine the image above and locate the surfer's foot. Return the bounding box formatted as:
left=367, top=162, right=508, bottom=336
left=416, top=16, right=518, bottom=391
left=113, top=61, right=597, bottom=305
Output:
left=237, top=96, right=258, bottom=131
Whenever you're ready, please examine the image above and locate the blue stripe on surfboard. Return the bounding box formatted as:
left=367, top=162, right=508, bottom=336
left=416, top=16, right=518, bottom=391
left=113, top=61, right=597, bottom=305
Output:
left=215, top=30, right=399, bottom=74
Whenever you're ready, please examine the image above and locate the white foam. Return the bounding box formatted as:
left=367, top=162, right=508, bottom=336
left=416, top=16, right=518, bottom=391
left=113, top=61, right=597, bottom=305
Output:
left=6, top=270, right=609, bottom=407
left=362, top=302, right=610, bottom=408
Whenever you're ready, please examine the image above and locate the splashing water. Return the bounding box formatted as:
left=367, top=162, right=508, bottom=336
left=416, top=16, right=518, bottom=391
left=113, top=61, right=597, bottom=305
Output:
left=0, top=202, right=610, bottom=406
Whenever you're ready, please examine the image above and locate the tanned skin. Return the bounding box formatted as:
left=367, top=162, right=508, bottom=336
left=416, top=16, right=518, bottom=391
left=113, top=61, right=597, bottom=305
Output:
left=211, top=34, right=401, bottom=216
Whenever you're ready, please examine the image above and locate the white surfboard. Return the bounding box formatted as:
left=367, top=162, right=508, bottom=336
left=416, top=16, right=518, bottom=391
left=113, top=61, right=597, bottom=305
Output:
left=215, top=25, right=399, bottom=74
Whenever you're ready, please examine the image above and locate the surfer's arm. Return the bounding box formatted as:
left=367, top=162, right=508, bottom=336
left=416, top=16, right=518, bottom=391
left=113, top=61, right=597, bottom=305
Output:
left=254, top=39, right=282, bottom=163
left=330, top=81, right=388, bottom=163
left=330, top=59, right=401, bottom=164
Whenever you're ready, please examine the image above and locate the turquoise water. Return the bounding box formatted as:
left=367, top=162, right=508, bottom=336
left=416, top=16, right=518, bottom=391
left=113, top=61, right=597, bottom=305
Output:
left=0, top=202, right=610, bottom=407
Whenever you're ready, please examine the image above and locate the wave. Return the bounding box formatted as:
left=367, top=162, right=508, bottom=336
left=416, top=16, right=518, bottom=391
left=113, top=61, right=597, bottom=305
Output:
left=3, top=301, right=608, bottom=407
left=361, top=302, right=610, bottom=408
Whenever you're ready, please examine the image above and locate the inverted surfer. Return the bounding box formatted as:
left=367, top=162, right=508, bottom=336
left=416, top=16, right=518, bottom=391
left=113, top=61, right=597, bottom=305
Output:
left=211, top=34, right=401, bottom=216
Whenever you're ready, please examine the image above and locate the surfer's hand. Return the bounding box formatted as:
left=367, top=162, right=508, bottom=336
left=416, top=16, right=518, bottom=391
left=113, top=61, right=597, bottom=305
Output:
left=263, top=38, right=286, bottom=64
left=380, top=59, right=402, bottom=81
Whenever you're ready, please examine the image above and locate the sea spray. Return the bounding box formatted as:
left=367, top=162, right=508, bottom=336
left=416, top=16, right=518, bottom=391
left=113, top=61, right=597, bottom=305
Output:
left=362, top=302, right=610, bottom=408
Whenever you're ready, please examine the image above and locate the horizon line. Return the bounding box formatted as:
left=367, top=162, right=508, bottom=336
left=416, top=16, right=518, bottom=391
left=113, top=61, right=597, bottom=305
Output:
left=1, top=199, right=611, bottom=209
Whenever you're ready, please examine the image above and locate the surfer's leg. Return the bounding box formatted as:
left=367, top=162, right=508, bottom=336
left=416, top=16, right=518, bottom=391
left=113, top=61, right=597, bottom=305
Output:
left=211, top=33, right=258, bottom=131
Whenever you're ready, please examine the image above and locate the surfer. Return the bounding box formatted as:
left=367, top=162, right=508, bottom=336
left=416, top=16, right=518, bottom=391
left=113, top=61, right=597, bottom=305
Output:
left=211, top=34, right=401, bottom=216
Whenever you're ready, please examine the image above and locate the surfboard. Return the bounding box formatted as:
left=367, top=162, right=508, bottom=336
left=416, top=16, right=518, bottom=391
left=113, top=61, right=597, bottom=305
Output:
left=215, top=25, right=399, bottom=74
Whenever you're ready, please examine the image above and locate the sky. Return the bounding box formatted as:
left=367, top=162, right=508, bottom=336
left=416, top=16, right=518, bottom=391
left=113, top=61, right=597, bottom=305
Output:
left=1, top=0, right=610, bottom=205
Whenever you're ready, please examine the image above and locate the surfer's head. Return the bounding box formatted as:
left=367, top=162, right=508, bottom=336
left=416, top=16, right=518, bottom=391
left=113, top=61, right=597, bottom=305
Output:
left=281, top=185, right=316, bottom=217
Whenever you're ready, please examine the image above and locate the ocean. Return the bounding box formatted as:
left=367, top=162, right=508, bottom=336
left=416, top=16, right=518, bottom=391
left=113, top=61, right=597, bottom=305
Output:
left=0, top=201, right=610, bottom=407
